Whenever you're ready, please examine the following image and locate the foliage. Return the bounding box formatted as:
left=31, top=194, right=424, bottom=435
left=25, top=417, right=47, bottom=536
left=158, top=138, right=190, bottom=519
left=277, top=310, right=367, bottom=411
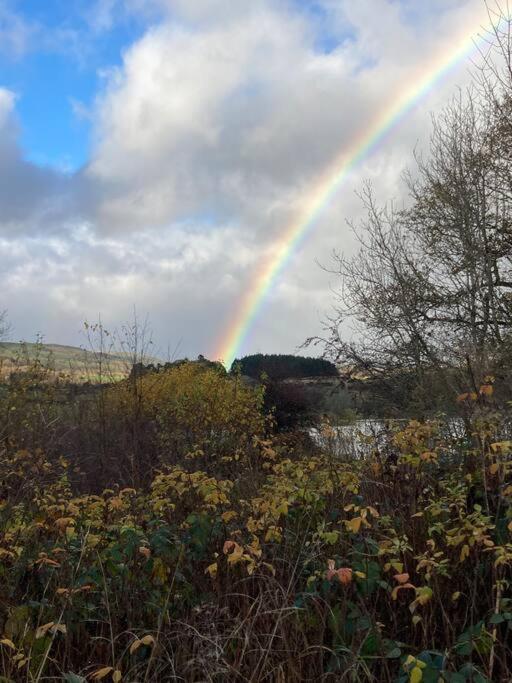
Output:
left=0, top=357, right=511, bottom=680
left=233, top=353, right=338, bottom=380
left=129, top=354, right=226, bottom=380
left=0, top=357, right=268, bottom=490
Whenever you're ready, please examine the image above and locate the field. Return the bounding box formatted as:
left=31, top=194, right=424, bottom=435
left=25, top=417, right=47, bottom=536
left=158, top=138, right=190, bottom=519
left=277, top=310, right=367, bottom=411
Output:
left=0, top=342, right=140, bottom=382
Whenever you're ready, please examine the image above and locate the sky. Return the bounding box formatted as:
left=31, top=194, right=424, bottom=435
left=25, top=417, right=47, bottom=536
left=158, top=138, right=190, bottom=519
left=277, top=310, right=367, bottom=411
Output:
left=0, top=0, right=489, bottom=361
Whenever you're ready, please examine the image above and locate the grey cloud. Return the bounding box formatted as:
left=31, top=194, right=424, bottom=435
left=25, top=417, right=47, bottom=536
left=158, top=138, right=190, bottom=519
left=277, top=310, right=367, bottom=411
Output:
left=0, top=1, right=489, bottom=358
left=0, top=91, right=77, bottom=236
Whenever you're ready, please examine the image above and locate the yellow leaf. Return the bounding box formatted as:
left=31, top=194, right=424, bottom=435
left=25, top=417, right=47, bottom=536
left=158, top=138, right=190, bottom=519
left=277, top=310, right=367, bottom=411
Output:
left=346, top=517, right=362, bottom=534
left=489, top=463, right=499, bottom=475
left=129, top=639, right=141, bottom=655
left=221, top=510, right=237, bottom=523
left=452, top=591, right=461, bottom=602
left=262, top=562, right=275, bottom=575
left=112, top=670, right=122, bottom=682
left=35, top=622, right=54, bottom=639
left=264, top=526, right=282, bottom=543
left=55, top=517, right=74, bottom=530
left=205, top=562, right=218, bottom=578
left=91, top=667, right=114, bottom=680
left=276, top=501, right=289, bottom=516
left=491, top=441, right=512, bottom=453
left=415, top=586, right=433, bottom=606
left=392, top=583, right=415, bottom=600
left=0, top=638, right=15, bottom=650
left=51, top=623, right=67, bottom=635
left=460, top=544, right=470, bottom=562
left=410, top=666, right=423, bottom=683
left=225, top=542, right=244, bottom=565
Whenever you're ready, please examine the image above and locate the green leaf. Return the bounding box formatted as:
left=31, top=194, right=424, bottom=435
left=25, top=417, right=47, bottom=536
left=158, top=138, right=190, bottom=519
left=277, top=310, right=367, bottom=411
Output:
left=454, top=638, right=472, bottom=656
left=386, top=647, right=401, bottom=659
left=443, top=674, right=466, bottom=683
left=360, top=630, right=379, bottom=657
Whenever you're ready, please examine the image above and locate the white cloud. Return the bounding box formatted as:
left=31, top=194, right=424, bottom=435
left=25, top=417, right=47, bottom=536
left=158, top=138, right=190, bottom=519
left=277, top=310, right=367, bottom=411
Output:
left=0, top=3, right=35, bottom=58
left=0, top=87, right=15, bottom=124
left=0, top=0, right=492, bottom=359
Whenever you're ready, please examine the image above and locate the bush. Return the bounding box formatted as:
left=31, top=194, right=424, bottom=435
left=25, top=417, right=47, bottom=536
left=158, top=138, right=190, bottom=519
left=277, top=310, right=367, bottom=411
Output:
left=0, top=368, right=511, bottom=680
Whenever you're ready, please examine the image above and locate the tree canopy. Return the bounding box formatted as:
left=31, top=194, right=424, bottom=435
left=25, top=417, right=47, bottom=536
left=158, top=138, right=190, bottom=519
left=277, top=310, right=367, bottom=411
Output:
left=233, top=353, right=338, bottom=380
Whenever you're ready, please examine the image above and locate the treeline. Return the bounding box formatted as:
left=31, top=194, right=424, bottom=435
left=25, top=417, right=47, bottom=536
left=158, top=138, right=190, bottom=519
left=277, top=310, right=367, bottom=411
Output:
left=233, top=353, right=337, bottom=380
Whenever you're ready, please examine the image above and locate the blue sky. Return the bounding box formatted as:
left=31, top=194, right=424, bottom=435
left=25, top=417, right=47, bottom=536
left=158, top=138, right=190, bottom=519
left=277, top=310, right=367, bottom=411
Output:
left=0, top=0, right=153, bottom=170
left=0, top=0, right=460, bottom=173
left=0, top=0, right=350, bottom=171
left=0, top=0, right=487, bottom=358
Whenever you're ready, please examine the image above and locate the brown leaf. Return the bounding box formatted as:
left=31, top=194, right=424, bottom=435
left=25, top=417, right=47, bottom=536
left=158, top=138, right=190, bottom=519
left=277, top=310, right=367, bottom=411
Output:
left=35, top=622, right=54, bottom=639
left=129, top=639, right=142, bottom=655
left=91, top=666, right=114, bottom=680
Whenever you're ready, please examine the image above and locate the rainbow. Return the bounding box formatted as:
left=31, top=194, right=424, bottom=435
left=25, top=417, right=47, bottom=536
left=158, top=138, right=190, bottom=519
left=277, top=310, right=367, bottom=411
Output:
left=215, top=9, right=488, bottom=368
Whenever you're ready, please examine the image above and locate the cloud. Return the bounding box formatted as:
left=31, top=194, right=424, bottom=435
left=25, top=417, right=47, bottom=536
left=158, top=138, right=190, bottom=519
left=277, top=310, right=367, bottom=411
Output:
left=0, top=0, right=488, bottom=358
left=0, top=3, right=35, bottom=58
left=0, top=88, right=76, bottom=236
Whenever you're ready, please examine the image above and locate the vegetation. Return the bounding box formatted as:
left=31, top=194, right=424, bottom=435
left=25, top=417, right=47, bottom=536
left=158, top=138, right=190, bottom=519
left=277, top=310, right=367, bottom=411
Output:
left=0, top=351, right=511, bottom=680
left=2, top=4, right=512, bottom=682
left=233, top=353, right=338, bottom=381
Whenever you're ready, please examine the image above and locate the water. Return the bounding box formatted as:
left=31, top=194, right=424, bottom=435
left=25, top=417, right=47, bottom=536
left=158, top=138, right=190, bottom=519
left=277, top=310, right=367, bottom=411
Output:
left=309, top=417, right=472, bottom=459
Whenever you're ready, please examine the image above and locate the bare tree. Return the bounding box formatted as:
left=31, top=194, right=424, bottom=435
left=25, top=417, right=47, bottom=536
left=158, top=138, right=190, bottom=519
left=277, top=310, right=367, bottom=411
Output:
left=317, top=5, right=512, bottom=411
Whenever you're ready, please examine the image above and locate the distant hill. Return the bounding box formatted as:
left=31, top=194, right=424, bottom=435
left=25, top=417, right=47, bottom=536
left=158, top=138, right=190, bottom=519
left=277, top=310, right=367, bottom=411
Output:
left=0, top=342, right=149, bottom=381
left=233, top=353, right=338, bottom=381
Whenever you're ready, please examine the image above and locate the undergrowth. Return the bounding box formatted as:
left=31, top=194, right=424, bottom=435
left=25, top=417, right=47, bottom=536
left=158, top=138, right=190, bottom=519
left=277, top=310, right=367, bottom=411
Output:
left=0, top=360, right=511, bottom=681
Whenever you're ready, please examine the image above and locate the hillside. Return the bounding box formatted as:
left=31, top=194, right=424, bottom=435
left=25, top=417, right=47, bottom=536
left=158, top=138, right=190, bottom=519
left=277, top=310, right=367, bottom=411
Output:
left=0, top=342, right=140, bottom=381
